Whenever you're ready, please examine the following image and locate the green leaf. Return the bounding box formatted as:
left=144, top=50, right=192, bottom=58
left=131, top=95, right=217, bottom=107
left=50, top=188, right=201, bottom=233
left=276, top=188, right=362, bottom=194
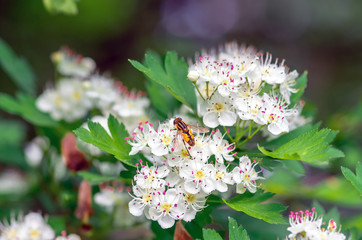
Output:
left=228, top=217, right=250, bottom=240
left=77, top=171, right=118, bottom=185
left=0, top=39, right=36, bottom=94
left=146, top=80, right=181, bottom=119
left=258, top=128, right=344, bottom=164
left=289, top=71, right=308, bottom=107
left=43, top=0, right=78, bottom=15
left=223, top=190, right=287, bottom=224
left=341, top=162, right=362, bottom=195
left=74, top=115, right=137, bottom=167
left=0, top=93, right=57, bottom=127
left=202, top=229, right=222, bottom=240
left=264, top=123, right=320, bottom=148
left=129, top=51, right=197, bottom=113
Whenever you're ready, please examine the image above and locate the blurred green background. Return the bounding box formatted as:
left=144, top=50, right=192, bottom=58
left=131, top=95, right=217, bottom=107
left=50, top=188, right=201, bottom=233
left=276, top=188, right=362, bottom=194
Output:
left=1, top=0, right=362, bottom=122
left=0, top=1, right=361, bottom=238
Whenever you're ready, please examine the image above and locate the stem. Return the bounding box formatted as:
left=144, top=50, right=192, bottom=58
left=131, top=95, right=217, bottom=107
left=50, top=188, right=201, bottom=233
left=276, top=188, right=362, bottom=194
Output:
left=223, top=126, right=234, bottom=142
left=237, top=124, right=265, bottom=148
left=234, top=120, right=247, bottom=143
left=248, top=120, right=254, bottom=138
left=193, top=82, right=205, bottom=101
left=206, top=82, right=209, bottom=99
left=209, top=85, right=219, bottom=100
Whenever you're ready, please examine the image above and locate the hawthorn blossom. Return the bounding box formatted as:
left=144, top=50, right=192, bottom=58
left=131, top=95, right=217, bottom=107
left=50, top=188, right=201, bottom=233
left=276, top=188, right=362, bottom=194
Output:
left=0, top=213, right=55, bottom=240
left=36, top=79, right=91, bottom=122
left=129, top=185, right=154, bottom=217
left=179, top=160, right=215, bottom=194
left=133, top=163, right=169, bottom=190
left=286, top=209, right=346, bottom=240
left=233, top=156, right=264, bottom=193
left=147, top=122, right=176, bottom=156
left=83, top=75, right=119, bottom=109
left=127, top=122, right=154, bottom=155
left=203, top=93, right=237, bottom=128
left=208, top=130, right=235, bottom=163
left=148, top=189, right=184, bottom=229
left=52, top=46, right=95, bottom=78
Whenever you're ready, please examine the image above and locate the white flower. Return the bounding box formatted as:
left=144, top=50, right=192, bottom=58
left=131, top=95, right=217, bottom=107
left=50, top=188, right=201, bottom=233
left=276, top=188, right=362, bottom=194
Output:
left=84, top=75, right=119, bottom=110
left=259, top=52, right=287, bottom=85
left=180, top=191, right=207, bottom=222
left=179, top=160, right=215, bottom=194
left=148, top=189, right=184, bottom=229
left=112, top=97, right=149, bottom=118
left=212, top=163, right=234, bottom=192
left=235, top=95, right=265, bottom=125
left=134, top=164, right=169, bottom=190
left=208, top=130, right=235, bottom=163
left=287, top=209, right=323, bottom=240
left=129, top=185, right=154, bottom=217
left=232, top=156, right=264, bottom=193
left=127, top=122, right=154, bottom=155
left=203, top=93, right=237, bottom=128
left=286, top=209, right=346, bottom=240
left=0, top=213, right=22, bottom=240
left=260, top=93, right=294, bottom=135
left=188, top=56, right=218, bottom=84
left=16, top=213, right=55, bottom=240
left=36, top=79, right=91, bottom=122
left=280, top=70, right=298, bottom=104
left=147, top=122, right=176, bottom=156
left=52, top=47, right=95, bottom=78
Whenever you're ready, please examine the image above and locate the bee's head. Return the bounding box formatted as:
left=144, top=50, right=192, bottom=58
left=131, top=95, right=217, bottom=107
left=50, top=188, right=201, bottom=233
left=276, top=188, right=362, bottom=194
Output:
left=173, top=117, right=182, bottom=125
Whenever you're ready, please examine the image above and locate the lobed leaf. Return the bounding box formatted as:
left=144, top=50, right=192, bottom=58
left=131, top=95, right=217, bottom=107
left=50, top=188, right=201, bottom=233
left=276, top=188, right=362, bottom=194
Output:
left=223, top=190, right=287, bottom=225
left=228, top=217, right=250, bottom=240
left=202, top=229, right=222, bottom=240
left=0, top=39, right=36, bottom=95
left=74, top=115, right=137, bottom=167
left=258, top=128, right=344, bottom=164
left=129, top=51, right=197, bottom=113
left=341, top=162, right=362, bottom=195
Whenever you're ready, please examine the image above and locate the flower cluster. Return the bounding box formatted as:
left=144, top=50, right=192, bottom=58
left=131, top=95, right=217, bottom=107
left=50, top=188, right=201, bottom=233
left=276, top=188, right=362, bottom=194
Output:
left=189, top=42, right=304, bottom=135
left=0, top=212, right=81, bottom=240
left=127, top=119, right=264, bottom=229
left=286, top=208, right=346, bottom=240
left=36, top=47, right=150, bottom=126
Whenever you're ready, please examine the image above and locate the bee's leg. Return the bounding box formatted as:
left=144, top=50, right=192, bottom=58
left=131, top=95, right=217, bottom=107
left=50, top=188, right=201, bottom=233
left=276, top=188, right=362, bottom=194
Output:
left=182, top=139, right=192, bottom=159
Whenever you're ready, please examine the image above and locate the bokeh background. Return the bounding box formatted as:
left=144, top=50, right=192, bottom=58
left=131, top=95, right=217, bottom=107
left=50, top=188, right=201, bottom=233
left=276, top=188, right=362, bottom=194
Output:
left=1, top=0, right=362, bottom=121
left=0, top=0, right=361, bottom=238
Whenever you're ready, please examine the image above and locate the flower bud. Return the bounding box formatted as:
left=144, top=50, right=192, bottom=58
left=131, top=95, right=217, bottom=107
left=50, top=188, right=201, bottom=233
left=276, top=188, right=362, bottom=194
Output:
left=75, top=180, right=93, bottom=234
left=187, top=70, right=199, bottom=82
left=61, top=133, right=89, bottom=171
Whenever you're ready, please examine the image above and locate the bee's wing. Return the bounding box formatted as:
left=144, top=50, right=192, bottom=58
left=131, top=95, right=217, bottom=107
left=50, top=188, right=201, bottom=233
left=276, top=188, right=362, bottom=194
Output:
left=172, top=132, right=183, bottom=151
left=188, top=124, right=209, bottom=133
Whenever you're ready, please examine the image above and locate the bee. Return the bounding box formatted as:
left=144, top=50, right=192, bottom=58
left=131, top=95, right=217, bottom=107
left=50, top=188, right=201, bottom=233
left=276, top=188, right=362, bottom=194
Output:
left=173, top=117, right=209, bottom=151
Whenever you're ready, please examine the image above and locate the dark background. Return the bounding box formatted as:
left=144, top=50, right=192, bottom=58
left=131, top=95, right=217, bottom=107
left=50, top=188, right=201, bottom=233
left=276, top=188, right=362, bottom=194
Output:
left=1, top=0, right=362, bottom=122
